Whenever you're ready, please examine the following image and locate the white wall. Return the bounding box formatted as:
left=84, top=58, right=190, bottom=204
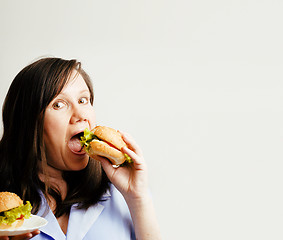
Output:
left=1, top=1, right=283, bottom=239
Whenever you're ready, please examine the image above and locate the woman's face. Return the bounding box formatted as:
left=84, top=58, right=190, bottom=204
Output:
left=43, top=71, right=96, bottom=171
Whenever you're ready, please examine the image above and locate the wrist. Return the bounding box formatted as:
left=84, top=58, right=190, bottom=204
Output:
left=124, top=191, right=152, bottom=210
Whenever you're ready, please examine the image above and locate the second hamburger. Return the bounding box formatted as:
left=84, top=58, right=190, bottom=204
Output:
left=0, top=192, right=32, bottom=230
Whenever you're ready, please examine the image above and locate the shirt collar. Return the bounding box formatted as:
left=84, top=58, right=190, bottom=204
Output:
left=36, top=189, right=112, bottom=240
left=36, top=195, right=66, bottom=240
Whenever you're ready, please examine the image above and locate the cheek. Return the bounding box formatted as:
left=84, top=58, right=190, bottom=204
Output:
left=44, top=114, right=67, bottom=147
left=45, top=119, right=61, bottom=138
left=88, top=109, right=96, bottom=129
left=43, top=118, right=67, bottom=168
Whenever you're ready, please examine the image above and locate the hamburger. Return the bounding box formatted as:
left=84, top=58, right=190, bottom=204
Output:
left=0, top=192, right=32, bottom=230
left=80, top=126, right=133, bottom=165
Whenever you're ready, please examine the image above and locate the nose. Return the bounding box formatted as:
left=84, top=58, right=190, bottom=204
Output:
left=70, top=105, right=88, bottom=124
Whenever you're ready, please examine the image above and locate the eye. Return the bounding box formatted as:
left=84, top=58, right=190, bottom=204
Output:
left=78, top=97, right=89, bottom=104
left=52, top=101, right=66, bottom=110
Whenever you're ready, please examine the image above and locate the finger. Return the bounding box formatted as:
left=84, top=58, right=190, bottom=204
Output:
left=11, top=234, right=31, bottom=240
left=11, top=233, right=32, bottom=240
left=0, top=237, right=9, bottom=240
left=122, top=146, right=144, bottom=170
left=99, top=157, right=118, bottom=181
left=30, top=230, right=40, bottom=237
left=11, top=230, right=40, bottom=240
left=118, top=130, right=143, bottom=157
left=90, top=154, right=118, bottom=167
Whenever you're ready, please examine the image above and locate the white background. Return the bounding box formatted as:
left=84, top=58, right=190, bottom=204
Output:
left=1, top=1, right=283, bottom=239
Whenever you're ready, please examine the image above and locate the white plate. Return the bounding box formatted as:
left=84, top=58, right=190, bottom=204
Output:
left=0, top=215, right=48, bottom=236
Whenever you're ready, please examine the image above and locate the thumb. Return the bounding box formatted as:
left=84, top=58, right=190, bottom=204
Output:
left=98, top=157, right=117, bottom=180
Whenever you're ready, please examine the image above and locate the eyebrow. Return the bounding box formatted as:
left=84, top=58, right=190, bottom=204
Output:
left=53, top=90, right=90, bottom=101
left=78, top=90, right=91, bottom=95
left=57, top=89, right=90, bottom=96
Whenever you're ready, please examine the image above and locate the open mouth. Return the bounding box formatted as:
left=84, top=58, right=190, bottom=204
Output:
left=68, top=132, right=85, bottom=154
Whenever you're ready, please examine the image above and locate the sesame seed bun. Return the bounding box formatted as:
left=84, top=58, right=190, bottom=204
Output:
left=0, top=192, right=23, bottom=213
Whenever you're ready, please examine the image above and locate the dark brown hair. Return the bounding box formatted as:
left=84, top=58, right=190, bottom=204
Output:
left=0, top=57, right=109, bottom=217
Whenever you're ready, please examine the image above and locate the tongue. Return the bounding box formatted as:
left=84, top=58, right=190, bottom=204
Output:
left=68, top=137, right=82, bottom=153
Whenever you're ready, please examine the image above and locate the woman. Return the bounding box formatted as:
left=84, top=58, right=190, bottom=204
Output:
left=0, top=57, right=161, bottom=240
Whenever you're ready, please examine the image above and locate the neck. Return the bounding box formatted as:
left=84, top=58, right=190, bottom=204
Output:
left=38, top=161, right=68, bottom=200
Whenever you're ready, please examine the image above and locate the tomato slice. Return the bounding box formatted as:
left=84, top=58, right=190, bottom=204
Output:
left=16, top=214, right=24, bottom=220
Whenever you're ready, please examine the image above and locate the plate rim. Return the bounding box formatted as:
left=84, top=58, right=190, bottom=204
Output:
left=0, top=214, right=47, bottom=236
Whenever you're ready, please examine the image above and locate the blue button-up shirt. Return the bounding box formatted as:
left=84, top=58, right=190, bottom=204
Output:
left=33, top=185, right=136, bottom=240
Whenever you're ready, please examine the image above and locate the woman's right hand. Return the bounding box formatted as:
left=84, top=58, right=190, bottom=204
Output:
left=0, top=230, right=40, bottom=240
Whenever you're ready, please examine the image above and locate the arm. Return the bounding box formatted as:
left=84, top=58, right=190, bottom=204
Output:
left=124, top=193, right=161, bottom=240
left=99, top=131, right=162, bottom=240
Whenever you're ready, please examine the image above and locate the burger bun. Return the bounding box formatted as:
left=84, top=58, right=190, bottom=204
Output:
left=87, top=126, right=128, bottom=165
left=0, top=192, right=23, bottom=213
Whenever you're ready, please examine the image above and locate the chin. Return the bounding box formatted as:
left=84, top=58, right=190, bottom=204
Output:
left=70, top=155, right=89, bottom=171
